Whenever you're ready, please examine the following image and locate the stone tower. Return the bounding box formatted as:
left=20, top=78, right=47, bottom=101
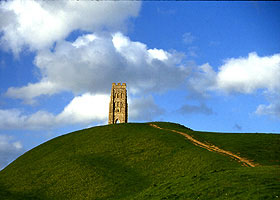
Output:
left=108, top=83, right=128, bottom=124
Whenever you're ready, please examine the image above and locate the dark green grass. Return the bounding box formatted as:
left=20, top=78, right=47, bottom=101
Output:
left=0, top=122, right=279, bottom=199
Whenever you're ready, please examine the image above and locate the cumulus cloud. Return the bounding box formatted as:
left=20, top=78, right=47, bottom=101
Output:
left=0, top=109, right=56, bottom=130
left=189, top=52, right=280, bottom=95
left=0, top=135, right=23, bottom=169
left=0, top=93, right=164, bottom=130
left=0, top=93, right=109, bottom=130
left=129, top=95, right=165, bottom=121
left=187, top=63, right=217, bottom=98
left=0, top=0, right=141, bottom=55
left=187, top=52, right=280, bottom=118
left=6, top=33, right=189, bottom=102
left=1, top=1, right=186, bottom=125
left=255, top=102, right=280, bottom=118
left=216, top=52, right=280, bottom=94
left=57, top=93, right=110, bottom=125
left=6, top=81, right=62, bottom=104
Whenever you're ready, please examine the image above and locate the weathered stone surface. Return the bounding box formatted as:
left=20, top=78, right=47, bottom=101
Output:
left=108, top=83, right=128, bottom=124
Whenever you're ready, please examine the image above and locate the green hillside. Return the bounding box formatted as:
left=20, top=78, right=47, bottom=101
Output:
left=0, top=122, right=279, bottom=200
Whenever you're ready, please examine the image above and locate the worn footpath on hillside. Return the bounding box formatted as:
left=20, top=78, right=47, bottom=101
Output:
left=149, top=124, right=259, bottom=167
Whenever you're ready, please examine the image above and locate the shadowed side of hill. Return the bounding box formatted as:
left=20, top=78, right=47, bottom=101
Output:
left=0, top=122, right=279, bottom=200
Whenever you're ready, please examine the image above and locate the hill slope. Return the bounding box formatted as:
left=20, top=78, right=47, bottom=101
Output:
left=0, top=122, right=279, bottom=200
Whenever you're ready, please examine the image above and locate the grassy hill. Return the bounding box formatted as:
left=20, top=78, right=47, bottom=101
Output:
left=0, top=122, right=279, bottom=200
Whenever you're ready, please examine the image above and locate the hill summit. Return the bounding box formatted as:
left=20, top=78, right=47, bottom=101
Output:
left=0, top=122, right=279, bottom=199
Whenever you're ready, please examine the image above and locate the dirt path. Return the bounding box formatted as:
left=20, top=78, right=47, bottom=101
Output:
left=149, top=124, right=258, bottom=167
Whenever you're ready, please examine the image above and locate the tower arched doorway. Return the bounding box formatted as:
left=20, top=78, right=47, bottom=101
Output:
left=115, top=119, right=119, bottom=124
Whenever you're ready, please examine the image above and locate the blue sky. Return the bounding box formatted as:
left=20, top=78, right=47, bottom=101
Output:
left=0, top=1, right=280, bottom=169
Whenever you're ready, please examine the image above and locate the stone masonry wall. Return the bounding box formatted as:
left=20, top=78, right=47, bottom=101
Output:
left=108, top=83, right=128, bottom=124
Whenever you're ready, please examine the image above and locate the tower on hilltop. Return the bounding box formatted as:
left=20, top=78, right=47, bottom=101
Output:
left=108, top=83, right=128, bottom=124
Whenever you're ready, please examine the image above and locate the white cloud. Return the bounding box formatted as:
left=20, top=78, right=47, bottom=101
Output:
left=6, top=33, right=189, bottom=102
left=0, top=93, right=109, bottom=130
left=0, top=134, right=23, bottom=169
left=187, top=52, right=280, bottom=118
left=0, top=109, right=56, bottom=130
left=0, top=0, right=141, bottom=55
left=6, top=81, right=61, bottom=104
left=188, top=63, right=217, bottom=98
left=216, top=52, right=280, bottom=94
left=0, top=135, right=22, bottom=151
left=189, top=52, right=280, bottom=95
left=57, top=93, right=110, bottom=125
left=148, top=49, right=169, bottom=61
left=0, top=109, right=25, bottom=129
left=0, top=93, right=164, bottom=130
left=255, top=102, right=280, bottom=118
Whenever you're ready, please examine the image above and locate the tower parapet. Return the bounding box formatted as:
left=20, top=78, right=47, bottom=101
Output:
left=108, top=83, right=128, bottom=124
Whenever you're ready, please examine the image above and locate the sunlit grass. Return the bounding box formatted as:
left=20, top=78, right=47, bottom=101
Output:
left=0, top=122, right=279, bottom=199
